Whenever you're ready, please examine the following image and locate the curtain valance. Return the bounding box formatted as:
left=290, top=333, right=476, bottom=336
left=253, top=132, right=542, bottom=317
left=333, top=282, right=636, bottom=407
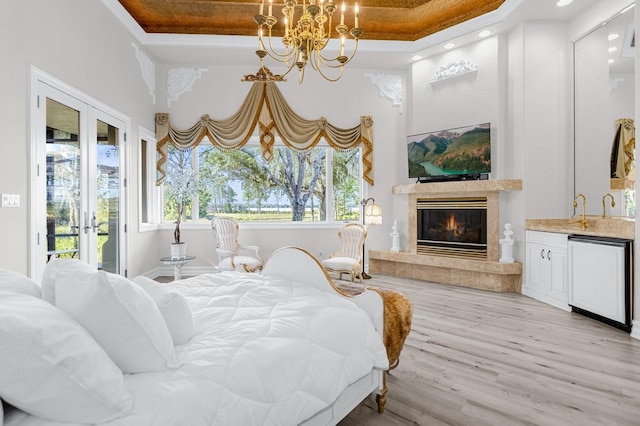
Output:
left=155, top=81, right=374, bottom=186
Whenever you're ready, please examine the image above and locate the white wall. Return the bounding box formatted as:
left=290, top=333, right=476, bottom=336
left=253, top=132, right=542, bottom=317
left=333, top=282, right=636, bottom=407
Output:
left=502, top=20, right=573, bottom=265
left=408, top=36, right=500, bottom=137
left=520, top=21, right=572, bottom=221
left=0, top=0, right=156, bottom=276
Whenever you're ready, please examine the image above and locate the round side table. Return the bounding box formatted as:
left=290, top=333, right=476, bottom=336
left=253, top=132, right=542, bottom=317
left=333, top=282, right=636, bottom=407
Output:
left=160, top=255, right=196, bottom=281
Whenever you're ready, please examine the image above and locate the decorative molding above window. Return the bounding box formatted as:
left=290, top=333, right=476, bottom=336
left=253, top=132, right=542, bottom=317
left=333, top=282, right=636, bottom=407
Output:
left=167, top=67, right=208, bottom=107
left=430, top=60, right=479, bottom=83
left=131, top=43, right=156, bottom=104
left=364, top=73, right=403, bottom=114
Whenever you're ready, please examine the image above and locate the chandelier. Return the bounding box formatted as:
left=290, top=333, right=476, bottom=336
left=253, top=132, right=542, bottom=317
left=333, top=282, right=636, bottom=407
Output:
left=254, top=0, right=363, bottom=84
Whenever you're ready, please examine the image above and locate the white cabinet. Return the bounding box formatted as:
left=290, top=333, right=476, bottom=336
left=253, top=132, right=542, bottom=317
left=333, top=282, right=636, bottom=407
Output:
left=524, top=230, right=569, bottom=311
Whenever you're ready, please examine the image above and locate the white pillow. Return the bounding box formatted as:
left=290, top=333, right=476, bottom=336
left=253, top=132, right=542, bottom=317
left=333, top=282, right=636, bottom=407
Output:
left=0, top=292, right=132, bottom=423
left=41, top=257, right=97, bottom=304
left=55, top=268, right=178, bottom=373
left=0, top=269, right=41, bottom=298
left=134, top=276, right=196, bottom=345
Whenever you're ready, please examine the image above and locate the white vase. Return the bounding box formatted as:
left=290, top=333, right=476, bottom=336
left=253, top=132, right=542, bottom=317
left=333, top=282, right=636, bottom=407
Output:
left=171, top=242, right=187, bottom=259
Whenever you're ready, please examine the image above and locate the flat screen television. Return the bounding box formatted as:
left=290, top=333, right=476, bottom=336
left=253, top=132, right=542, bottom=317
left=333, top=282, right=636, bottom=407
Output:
left=407, top=123, right=491, bottom=181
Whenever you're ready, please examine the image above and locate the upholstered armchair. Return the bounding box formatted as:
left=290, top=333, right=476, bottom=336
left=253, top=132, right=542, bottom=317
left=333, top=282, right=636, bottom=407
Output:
left=320, top=223, right=368, bottom=282
left=211, top=217, right=263, bottom=272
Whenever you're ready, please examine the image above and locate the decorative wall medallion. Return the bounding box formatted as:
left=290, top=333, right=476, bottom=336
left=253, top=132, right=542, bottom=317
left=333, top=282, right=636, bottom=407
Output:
left=131, top=43, right=156, bottom=104
left=167, top=67, right=208, bottom=107
left=364, top=73, right=403, bottom=114
left=430, top=60, right=479, bottom=83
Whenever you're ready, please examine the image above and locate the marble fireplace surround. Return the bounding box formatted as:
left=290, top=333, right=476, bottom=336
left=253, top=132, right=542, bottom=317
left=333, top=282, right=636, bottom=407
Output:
left=369, top=179, right=523, bottom=292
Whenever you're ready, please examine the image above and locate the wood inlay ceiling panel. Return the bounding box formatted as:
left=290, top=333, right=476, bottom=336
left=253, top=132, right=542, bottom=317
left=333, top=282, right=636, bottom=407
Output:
left=117, top=0, right=506, bottom=41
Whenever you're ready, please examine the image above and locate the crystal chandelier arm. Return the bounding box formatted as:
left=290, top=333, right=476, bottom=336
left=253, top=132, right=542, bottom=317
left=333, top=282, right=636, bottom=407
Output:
left=311, top=38, right=359, bottom=69
left=308, top=57, right=345, bottom=82
left=259, top=26, right=297, bottom=63
left=254, top=1, right=362, bottom=84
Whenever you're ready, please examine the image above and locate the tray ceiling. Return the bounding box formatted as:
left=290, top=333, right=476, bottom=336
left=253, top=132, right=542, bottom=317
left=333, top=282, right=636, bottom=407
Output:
left=116, top=0, right=506, bottom=41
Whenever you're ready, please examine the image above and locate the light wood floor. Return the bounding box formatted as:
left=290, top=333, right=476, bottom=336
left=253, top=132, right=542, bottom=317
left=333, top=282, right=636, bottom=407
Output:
left=338, top=274, right=640, bottom=426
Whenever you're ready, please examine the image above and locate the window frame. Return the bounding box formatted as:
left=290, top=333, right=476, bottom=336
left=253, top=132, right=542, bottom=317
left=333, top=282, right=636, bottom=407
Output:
left=158, top=137, right=365, bottom=229
left=138, top=126, right=161, bottom=231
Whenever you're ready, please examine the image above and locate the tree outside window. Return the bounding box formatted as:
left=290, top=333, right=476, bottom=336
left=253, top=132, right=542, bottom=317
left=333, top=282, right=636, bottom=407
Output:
left=163, top=141, right=362, bottom=223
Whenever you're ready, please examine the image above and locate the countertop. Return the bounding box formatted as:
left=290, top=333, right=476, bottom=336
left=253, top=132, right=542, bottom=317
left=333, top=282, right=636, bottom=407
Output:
left=525, top=216, right=635, bottom=240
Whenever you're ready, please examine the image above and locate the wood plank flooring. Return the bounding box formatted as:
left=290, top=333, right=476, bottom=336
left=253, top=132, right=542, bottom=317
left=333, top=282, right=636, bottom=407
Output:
left=338, top=275, right=640, bottom=426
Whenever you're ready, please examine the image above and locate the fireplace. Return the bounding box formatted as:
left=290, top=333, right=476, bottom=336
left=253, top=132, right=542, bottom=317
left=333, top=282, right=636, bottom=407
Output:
left=368, top=179, right=523, bottom=292
left=416, top=197, right=487, bottom=259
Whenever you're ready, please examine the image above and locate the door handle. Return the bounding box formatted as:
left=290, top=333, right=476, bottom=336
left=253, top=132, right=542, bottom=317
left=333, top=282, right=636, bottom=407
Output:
left=540, top=249, right=545, bottom=259
left=83, top=211, right=91, bottom=234
left=83, top=212, right=98, bottom=233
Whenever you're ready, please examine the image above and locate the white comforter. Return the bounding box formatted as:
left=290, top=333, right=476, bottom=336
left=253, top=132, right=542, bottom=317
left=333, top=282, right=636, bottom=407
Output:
left=7, top=271, right=388, bottom=426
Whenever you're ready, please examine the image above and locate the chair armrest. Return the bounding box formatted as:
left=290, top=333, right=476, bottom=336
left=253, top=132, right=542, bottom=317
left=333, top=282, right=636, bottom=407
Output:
left=216, top=248, right=234, bottom=259
left=239, top=244, right=262, bottom=260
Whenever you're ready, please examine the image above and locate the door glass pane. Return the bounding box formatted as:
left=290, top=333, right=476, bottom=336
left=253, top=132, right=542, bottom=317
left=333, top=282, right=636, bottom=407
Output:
left=45, top=99, right=80, bottom=261
left=97, top=120, right=120, bottom=273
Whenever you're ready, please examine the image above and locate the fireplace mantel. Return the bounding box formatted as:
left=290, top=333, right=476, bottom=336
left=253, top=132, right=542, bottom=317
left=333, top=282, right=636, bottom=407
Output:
left=392, top=179, right=522, bottom=195
left=369, top=179, right=523, bottom=292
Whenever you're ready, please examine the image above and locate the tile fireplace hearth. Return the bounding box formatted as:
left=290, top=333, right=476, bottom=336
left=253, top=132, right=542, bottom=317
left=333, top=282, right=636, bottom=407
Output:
left=369, top=179, right=523, bottom=292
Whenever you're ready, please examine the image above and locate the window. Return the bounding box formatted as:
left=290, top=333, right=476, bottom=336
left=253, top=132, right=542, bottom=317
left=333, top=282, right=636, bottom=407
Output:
left=138, top=126, right=160, bottom=229
left=141, top=138, right=149, bottom=223
left=162, top=139, right=362, bottom=224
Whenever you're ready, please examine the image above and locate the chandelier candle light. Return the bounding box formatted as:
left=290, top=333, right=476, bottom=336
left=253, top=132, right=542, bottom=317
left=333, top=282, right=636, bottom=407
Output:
left=254, top=0, right=363, bottom=84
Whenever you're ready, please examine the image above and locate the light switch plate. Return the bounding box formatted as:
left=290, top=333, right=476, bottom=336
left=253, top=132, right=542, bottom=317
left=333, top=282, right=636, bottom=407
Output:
left=1, top=193, right=20, bottom=208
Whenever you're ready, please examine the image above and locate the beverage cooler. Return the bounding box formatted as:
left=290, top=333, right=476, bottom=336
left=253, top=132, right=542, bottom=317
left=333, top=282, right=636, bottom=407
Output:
left=568, top=235, right=633, bottom=332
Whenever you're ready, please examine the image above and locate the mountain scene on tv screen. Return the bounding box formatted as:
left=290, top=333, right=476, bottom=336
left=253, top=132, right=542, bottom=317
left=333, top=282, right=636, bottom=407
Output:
left=408, top=125, right=491, bottom=178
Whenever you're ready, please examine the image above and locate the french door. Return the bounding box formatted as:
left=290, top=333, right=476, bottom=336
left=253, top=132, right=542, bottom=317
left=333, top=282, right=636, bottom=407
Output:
left=31, top=72, right=127, bottom=282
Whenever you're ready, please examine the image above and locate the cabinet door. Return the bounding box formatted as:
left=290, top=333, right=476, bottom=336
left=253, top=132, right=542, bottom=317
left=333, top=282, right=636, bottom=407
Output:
left=569, top=240, right=626, bottom=323
left=547, top=247, right=567, bottom=301
left=525, top=242, right=546, bottom=294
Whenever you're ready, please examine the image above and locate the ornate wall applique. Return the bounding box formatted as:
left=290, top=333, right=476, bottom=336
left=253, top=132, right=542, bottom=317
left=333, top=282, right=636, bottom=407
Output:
left=167, top=67, right=208, bottom=107
left=364, top=73, right=403, bottom=114
left=430, top=60, right=479, bottom=83
left=132, top=43, right=156, bottom=104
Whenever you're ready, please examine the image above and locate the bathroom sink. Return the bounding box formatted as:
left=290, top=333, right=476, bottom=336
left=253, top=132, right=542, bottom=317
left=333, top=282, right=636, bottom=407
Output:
left=525, top=216, right=635, bottom=239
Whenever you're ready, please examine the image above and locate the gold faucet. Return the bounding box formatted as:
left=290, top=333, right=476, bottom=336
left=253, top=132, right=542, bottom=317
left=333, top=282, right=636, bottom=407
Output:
left=573, top=193, right=587, bottom=230
left=602, top=193, right=615, bottom=218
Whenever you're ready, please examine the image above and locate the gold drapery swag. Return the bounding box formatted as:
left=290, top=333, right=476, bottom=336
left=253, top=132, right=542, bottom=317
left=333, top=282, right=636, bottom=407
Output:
left=610, top=118, right=635, bottom=179
left=155, top=81, right=374, bottom=186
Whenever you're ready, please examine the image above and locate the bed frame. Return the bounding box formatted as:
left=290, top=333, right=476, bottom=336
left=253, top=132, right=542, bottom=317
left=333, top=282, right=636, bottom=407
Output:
left=262, top=246, right=388, bottom=425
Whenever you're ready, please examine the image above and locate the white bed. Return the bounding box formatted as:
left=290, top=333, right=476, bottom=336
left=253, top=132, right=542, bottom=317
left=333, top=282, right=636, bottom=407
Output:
left=0, top=247, right=388, bottom=426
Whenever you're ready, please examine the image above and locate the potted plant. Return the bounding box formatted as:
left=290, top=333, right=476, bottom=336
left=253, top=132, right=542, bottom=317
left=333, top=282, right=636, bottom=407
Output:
left=164, top=167, right=201, bottom=259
